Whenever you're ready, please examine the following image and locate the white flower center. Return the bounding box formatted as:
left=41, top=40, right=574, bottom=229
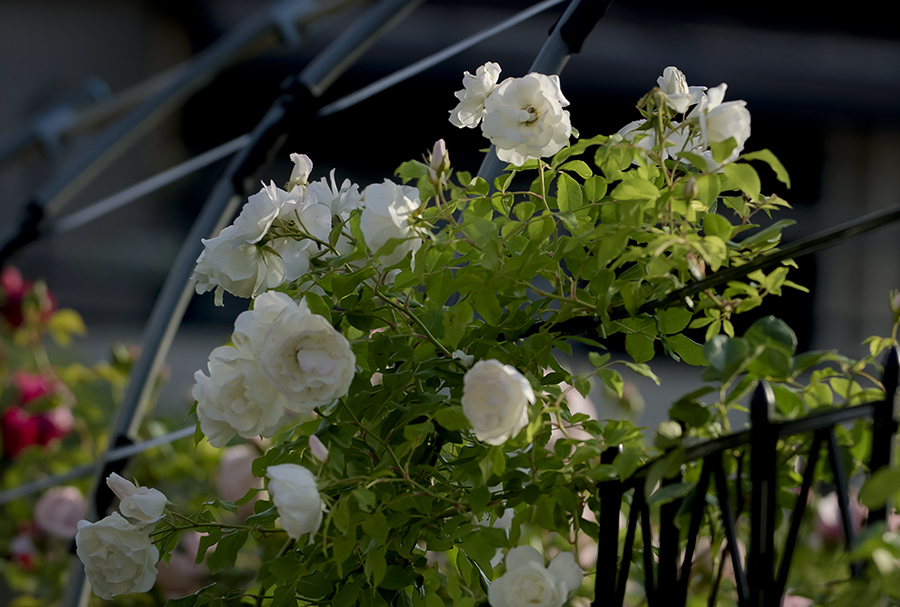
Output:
left=518, top=106, right=539, bottom=125
left=296, top=348, right=335, bottom=375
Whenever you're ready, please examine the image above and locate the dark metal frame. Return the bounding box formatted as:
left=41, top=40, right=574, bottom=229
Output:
left=593, top=348, right=900, bottom=607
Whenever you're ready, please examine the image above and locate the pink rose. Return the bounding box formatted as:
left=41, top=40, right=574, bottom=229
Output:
left=13, top=371, right=55, bottom=405
left=2, top=407, right=41, bottom=457
left=215, top=444, right=264, bottom=520
left=37, top=407, right=74, bottom=445
left=34, top=486, right=87, bottom=539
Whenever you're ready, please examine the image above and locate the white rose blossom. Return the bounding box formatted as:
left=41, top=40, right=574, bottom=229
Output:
left=75, top=512, right=159, bottom=600
left=461, top=360, right=534, bottom=445
left=257, top=297, right=356, bottom=414
left=360, top=179, right=423, bottom=268
left=657, top=66, right=705, bottom=114
left=106, top=473, right=168, bottom=524
left=193, top=181, right=297, bottom=305
left=307, top=169, right=362, bottom=218
left=192, top=345, right=290, bottom=447
left=689, top=83, right=751, bottom=152
left=481, top=72, right=571, bottom=166
left=449, top=61, right=502, bottom=128
left=266, top=463, right=325, bottom=540
left=488, top=546, right=583, bottom=607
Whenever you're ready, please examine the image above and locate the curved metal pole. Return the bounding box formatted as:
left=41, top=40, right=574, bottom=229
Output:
left=0, top=0, right=350, bottom=268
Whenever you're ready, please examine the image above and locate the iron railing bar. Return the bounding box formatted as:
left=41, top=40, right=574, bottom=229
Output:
left=678, top=461, right=711, bottom=603
left=712, top=454, right=750, bottom=607
left=0, top=0, right=349, bottom=268
left=595, top=448, right=622, bottom=600
left=775, top=429, right=825, bottom=598
left=614, top=490, right=639, bottom=607
left=869, top=347, right=900, bottom=524
left=658, top=471, right=683, bottom=594
left=826, top=427, right=863, bottom=578
left=0, top=426, right=194, bottom=506
left=638, top=485, right=656, bottom=605
left=318, top=0, right=567, bottom=116
left=46, top=135, right=252, bottom=235
left=477, top=0, right=613, bottom=184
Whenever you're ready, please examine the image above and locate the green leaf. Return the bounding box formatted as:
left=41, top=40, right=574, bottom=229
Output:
left=613, top=448, right=641, bottom=479
left=668, top=334, right=708, bottom=366
left=583, top=176, right=608, bottom=202
left=703, top=213, right=733, bottom=240
left=622, top=361, right=660, bottom=385
left=468, top=486, right=491, bottom=516
left=611, top=178, right=660, bottom=201
left=362, top=512, right=389, bottom=545
left=353, top=488, right=377, bottom=512
left=589, top=351, right=611, bottom=367
left=473, top=291, right=503, bottom=326
left=206, top=530, right=249, bottom=573
left=559, top=159, right=592, bottom=179
left=860, top=467, right=900, bottom=509
left=669, top=400, right=711, bottom=427
left=744, top=316, right=797, bottom=356
left=742, top=149, right=790, bottom=188
left=625, top=333, right=655, bottom=364
left=648, top=482, right=693, bottom=505
left=740, top=219, right=796, bottom=248
left=709, top=138, right=738, bottom=164
left=434, top=406, right=470, bottom=431
left=556, top=172, right=583, bottom=212
left=163, top=584, right=216, bottom=607
left=304, top=292, right=332, bottom=323
left=723, top=163, right=761, bottom=199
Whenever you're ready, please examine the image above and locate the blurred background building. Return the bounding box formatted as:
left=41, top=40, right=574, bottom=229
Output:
left=1, top=0, right=899, bottom=429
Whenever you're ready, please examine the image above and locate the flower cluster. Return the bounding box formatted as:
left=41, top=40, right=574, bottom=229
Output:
left=617, top=66, right=751, bottom=172
left=489, top=546, right=583, bottom=607
left=449, top=62, right=572, bottom=165
left=75, top=475, right=167, bottom=599
left=192, top=291, right=355, bottom=447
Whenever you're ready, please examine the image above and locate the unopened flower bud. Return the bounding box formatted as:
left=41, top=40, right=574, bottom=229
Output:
left=289, top=153, right=313, bottom=190
left=428, top=139, right=450, bottom=183
left=682, top=177, right=698, bottom=202
left=890, top=290, right=900, bottom=317
left=308, top=435, right=329, bottom=463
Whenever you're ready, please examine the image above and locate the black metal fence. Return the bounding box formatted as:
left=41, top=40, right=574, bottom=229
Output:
left=593, top=348, right=900, bottom=607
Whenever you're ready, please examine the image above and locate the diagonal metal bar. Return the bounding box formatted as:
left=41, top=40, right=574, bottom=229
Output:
left=0, top=426, right=194, bottom=506
left=678, top=460, right=711, bottom=603
left=46, top=135, right=252, bottom=235
left=869, top=347, right=900, bottom=524
left=775, top=429, right=825, bottom=599
left=318, top=0, right=567, bottom=116
left=637, top=485, right=656, bottom=605
left=0, top=0, right=352, bottom=268
left=712, top=454, right=749, bottom=607
left=827, top=426, right=863, bottom=578
left=614, top=491, right=640, bottom=607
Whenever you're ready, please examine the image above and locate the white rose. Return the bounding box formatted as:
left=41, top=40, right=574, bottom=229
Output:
left=656, top=66, right=705, bottom=114
left=307, top=169, right=362, bottom=217
left=461, top=360, right=534, bottom=445
left=34, top=486, right=87, bottom=539
left=233, top=290, right=295, bottom=353
left=449, top=61, right=502, bottom=128
left=360, top=180, right=422, bottom=268
left=289, top=153, right=313, bottom=190
left=488, top=546, right=583, bottom=607
left=193, top=225, right=286, bottom=305
left=690, top=83, right=751, bottom=152
left=192, top=346, right=289, bottom=447
left=257, top=297, right=356, bottom=414
left=481, top=72, right=572, bottom=166
left=106, top=473, right=168, bottom=524
left=266, top=463, right=325, bottom=540
left=75, top=512, right=159, bottom=600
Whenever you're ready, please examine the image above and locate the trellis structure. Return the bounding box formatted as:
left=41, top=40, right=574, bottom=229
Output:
left=1, top=1, right=900, bottom=606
